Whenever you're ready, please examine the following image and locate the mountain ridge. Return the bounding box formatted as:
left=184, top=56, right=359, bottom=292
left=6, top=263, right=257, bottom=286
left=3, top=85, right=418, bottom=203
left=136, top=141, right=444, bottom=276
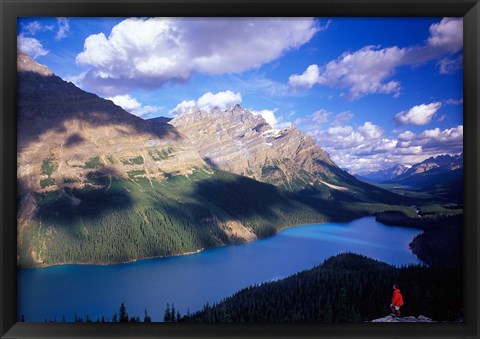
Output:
left=16, top=52, right=416, bottom=268
left=357, top=153, right=463, bottom=187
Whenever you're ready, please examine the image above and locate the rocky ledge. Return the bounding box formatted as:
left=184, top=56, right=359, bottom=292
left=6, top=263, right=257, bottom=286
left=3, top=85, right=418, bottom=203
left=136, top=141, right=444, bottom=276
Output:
left=371, top=315, right=435, bottom=322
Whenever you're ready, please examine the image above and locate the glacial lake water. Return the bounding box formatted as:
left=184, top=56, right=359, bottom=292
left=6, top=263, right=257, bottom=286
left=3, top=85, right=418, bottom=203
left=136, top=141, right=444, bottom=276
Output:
left=18, top=217, right=423, bottom=322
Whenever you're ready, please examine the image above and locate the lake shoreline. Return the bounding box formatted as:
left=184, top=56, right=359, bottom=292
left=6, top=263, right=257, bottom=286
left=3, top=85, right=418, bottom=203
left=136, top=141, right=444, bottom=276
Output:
left=19, top=214, right=424, bottom=270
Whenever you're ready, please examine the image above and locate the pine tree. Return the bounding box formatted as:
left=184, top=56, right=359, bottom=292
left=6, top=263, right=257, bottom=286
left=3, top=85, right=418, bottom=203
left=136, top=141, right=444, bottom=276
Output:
left=119, top=302, right=129, bottom=322
left=171, top=304, right=176, bottom=322
left=164, top=303, right=171, bottom=322
left=144, top=309, right=152, bottom=323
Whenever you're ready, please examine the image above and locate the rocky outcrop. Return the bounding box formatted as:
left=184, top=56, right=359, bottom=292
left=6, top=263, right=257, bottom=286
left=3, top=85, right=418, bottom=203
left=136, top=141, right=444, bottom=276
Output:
left=170, top=105, right=352, bottom=192
left=371, top=315, right=435, bottom=322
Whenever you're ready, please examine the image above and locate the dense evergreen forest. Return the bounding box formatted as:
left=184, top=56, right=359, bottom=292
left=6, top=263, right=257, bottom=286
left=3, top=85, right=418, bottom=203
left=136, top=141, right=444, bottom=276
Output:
left=183, top=253, right=463, bottom=323
left=18, top=169, right=416, bottom=268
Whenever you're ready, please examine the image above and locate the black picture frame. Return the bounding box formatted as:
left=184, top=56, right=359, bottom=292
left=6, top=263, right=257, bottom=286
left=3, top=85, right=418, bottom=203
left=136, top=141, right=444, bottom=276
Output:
left=1, top=0, right=479, bottom=338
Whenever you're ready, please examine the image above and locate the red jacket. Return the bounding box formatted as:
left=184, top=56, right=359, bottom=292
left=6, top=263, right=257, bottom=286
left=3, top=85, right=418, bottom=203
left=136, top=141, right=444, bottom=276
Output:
left=392, top=288, right=404, bottom=306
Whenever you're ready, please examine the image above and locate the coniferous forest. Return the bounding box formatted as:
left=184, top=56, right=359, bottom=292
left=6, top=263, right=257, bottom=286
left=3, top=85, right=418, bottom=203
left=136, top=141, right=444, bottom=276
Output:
left=182, top=253, right=462, bottom=323
left=31, top=253, right=462, bottom=323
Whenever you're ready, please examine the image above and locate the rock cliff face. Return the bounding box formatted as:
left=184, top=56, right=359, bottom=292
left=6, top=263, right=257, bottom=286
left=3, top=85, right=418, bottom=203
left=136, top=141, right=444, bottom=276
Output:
left=170, top=105, right=353, bottom=193
left=17, top=52, right=210, bottom=257
left=17, top=52, right=205, bottom=195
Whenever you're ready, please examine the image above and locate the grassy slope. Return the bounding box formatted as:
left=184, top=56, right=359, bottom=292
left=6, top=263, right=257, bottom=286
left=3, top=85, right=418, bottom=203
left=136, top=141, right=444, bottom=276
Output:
left=18, top=169, right=416, bottom=268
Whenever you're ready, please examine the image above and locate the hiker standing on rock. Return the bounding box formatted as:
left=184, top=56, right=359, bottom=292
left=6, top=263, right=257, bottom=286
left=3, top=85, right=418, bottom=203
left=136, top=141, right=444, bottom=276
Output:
left=390, top=284, right=404, bottom=317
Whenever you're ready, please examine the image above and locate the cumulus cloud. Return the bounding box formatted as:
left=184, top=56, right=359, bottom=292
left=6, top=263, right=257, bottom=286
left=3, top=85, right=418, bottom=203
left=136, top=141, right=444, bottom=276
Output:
left=250, top=108, right=291, bottom=130
left=251, top=109, right=278, bottom=127
left=169, top=90, right=242, bottom=115
left=197, top=91, right=242, bottom=112
left=288, top=17, right=463, bottom=99
left=55, top=18, right=70, bottom=40
left=169, top=100, right=197, bottom=116
left=323, top=123, right=462, bottom=173
left=395, top=102, right=442, bottom=125
left=398, top=130, right=415, bottom=141
left=76, top=17, right=318, bottom=94
left=427, top=17, right=463, bottom=53
left=297, top=106, right=462, bottom=173
left=358, top=121, right=383, bottom=139
left=17, top=35, right=48, bottom=59
left=288, top=64, right=322, bottom=89
left=106, top=94, right=163, bottom=118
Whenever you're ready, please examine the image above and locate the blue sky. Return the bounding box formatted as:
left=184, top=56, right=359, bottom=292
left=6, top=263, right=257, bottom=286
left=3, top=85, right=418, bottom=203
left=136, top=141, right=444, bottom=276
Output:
left=17, top=17, right=463, bottom=173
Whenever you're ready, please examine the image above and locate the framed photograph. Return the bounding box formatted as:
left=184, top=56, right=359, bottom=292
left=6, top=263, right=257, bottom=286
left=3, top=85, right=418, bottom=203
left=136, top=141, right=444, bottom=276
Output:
left=1, top=0, right=479, bottom=338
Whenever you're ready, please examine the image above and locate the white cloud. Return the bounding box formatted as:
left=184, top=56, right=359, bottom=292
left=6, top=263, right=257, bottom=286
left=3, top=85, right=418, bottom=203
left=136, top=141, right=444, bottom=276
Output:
left=427, top=17, right=463, bottom=53
left=398, top=131, right=415, bottom=141
left=392, top=146, right=423, bottom=155
left=438, top=55, right=462, bottom=74
left=106, top=94, right=163, bottom=118
left=251, top=109, right=279, bottom=128
left=331, top=111, right=354, bottom=126
left=251, top=108, right=292, bottom=130
left=289, top=46, right=404, bottom=98
left=395, top=102, right=442, bottom=125
left=310, top=109, right=331, bottom=124
left=445, top=98, right=463, bottom=105
left=23, top=21, right=54, bottom=35
left=301, top=107, right=462, bottom=173
left=17, top=35, right=48, bottom=59
left=197, top=91, right=242, bottom=112
left=55, top=18, right=70, bottom=40
left=76, top=17, right=318, bottom=94
left=288, top=64, right=322, bottom=89
left=169, top=100, right=196, bottom=116
left=418, top=125, right=463, bottom=141
left=63, top=71, right=88, bottom=87
left=327, top=125, right=354, bottom=137
left=288, top=17, right=462, bottom=100
left=358, top=121, right=383, bottom=139
left=169, top=90, right=242, bottom=115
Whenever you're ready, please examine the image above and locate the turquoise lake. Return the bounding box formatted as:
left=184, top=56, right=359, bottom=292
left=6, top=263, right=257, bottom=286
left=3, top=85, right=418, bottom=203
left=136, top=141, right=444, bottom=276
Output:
left=18, top=217, right=423, bottom=322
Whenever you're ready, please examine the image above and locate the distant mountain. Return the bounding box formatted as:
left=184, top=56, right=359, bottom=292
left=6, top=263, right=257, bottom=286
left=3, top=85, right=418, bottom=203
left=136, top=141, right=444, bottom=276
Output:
left=356, top=164, right=409, bottom=183
left=385, top=154, right=463, bottom=203
left=357, top=154, right=462, bottom=188
left=17, top=53, right=409, bottom=268
left=392, top=154, right=463, bottom=185
left=168, top=106, right=403, bottom=203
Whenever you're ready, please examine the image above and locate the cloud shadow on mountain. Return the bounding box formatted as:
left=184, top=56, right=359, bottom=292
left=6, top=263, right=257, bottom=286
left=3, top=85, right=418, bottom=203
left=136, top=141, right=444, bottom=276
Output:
left=17, top=71, right=183, bottom=149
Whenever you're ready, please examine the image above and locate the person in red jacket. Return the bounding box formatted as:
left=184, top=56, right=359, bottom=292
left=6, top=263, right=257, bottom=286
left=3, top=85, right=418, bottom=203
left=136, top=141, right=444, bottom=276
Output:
left=390, top=284, right=404, bottom=317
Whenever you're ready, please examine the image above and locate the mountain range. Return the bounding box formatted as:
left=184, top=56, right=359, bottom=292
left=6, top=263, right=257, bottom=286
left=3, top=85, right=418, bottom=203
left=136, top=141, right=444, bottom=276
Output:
left=357, top=154, right=463, bottom=188
left=17, top=52, right=411, bottom=268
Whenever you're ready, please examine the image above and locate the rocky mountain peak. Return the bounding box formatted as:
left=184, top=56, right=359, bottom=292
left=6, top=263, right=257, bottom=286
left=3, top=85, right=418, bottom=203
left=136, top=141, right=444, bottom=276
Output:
left=169, top=104, right=355, bottom=193
left=17, top=51, right=54, bottom=76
